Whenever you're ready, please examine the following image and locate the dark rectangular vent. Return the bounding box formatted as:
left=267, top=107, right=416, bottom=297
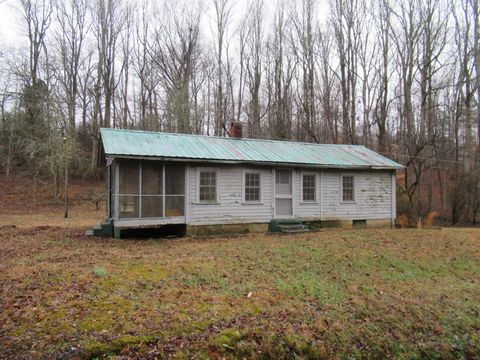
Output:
left=353, top=220, right=367, bottom=228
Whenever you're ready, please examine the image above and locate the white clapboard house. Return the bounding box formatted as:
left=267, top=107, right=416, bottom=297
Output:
left=95, top=125, right=403, bottom=238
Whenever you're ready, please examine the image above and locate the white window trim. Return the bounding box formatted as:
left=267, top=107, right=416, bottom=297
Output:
left=197, top=167, right=219, bottom=204
left=300, top=172, right=317, bottom=203
left=340, top=174, right=356, bottom=203
left=242, top=169, right=263, bottom=204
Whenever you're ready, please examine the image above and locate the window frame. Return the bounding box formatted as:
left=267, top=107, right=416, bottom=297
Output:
left=341, top=174, right=355, bottom=203
left=300, top=172, right=317, bottom=203
left=242, top=170, right=262, bottom=204
left=197, top=168, right=219, bottom=204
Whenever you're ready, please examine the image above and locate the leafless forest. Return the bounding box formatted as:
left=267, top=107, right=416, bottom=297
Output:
left=0, top=0, right=479, bottom=224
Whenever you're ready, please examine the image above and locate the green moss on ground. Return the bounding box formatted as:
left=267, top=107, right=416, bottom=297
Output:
left=1, top=228, right=479, bottom=359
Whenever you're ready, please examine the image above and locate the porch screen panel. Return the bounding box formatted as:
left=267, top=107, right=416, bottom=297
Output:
left=118, top=160, right=140, bottom=218
left=165, top=163, right=185, bottom=216
left=141, top=162, right=163, bottom=217
left=109, top=164, right=116, bottom=218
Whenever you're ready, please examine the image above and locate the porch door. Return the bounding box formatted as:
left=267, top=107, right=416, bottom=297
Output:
left=275, top=169, right=293, bottom=217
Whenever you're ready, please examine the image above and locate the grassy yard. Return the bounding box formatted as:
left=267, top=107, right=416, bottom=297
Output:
left=1, top=216, right=479, bottom=359
left=0, top=175, right=479, bottom=359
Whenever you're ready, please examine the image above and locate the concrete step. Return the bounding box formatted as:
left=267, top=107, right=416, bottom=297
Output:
left=100, top=222, right=114, bottom=237
left=87, top=222, right=114, bottom=238
left=85, top=229, right=94, bottom=236
left=270, top=218, right=311, bottom=233
left=278, top=224, right=307, bottom=229
left=281, top=228, right=311, bottom=233
left=270, top=219, right=308, bottom=233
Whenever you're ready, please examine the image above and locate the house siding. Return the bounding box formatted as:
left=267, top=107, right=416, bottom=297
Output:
left=186, top=164, right=394, bottom=226
left=321, top=170, right=392, bottom=220
left=187, top=164, right=274, bottom=226
left=294, top=170, right=322, bottom=219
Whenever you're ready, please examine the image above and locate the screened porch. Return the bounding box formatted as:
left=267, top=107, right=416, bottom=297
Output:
left=110, top=159, right=186, bottom=223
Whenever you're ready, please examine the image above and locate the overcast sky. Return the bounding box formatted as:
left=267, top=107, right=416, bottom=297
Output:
left=0, top=1, right=23, bottom=48
left=0, top=0, right=331, bottom=52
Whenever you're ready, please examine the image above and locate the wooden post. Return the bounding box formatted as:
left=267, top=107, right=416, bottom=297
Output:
left=64, top=132, right=69, bottom=219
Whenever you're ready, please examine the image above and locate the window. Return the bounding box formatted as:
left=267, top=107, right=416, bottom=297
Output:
left=244, top=172, right=261, bottom=202
left=302, top=174, right=316, bottom=202
left=275, top=170, right=292, bottom=195
left=199, top=170, right=217, bottom=202
left=342, top=175, right=354, bottom=202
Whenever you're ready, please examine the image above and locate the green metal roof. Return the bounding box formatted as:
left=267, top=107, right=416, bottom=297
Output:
left=100, top=128, right=403, bottom=170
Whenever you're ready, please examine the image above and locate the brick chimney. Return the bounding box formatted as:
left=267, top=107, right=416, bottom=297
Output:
left=229, top=121, right=243, bottom=138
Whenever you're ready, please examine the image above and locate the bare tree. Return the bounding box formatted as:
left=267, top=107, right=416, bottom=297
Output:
left=150, top=1, right=201, bottom=134
left=117, top=3, right=134, bottom=128
left=212, top=0, right=232, bottom=136
left=20, top=0, right=52, bottom=131
left=240, top=0, right=264, bottom=138
left=133, top=0, right=159, bottom=130
left=373, top=0, right=392, bottom=153
left=418, top=0, right=449, bottom=211
left=330, top=0, right=364, bottom=144
left=317, top=29, right=339, bottom=143
left=91, top=0, right=124, bottom=129
left=265, top=1, right=295, bottom=140
left=56, top=0, right=88, bottom=131
left=471, top=0, right=480, bottom=164
left=292, top=0, right=318, bottom=142
left=0, top=0, right=476, bottom=224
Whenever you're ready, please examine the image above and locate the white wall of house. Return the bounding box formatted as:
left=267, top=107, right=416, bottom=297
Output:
left=110, top=160, right=396, bottom=227
left=185, top=164, right=395, bottom=226
left=320, top=170, right=393, bottom=221
left=187, top=165, right=274, bottom=226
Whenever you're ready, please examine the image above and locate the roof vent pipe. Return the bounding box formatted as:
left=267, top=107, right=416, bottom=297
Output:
left=229, top=121, right=243, bottom=138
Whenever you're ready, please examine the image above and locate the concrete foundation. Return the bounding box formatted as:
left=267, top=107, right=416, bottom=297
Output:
left=305, top=218, right=393, bottom=230
left=337, top=219, right=393, bottom=229
left=112, top=218, right=393, bottom=238
left=365, top=219, right=394, bottom=228
left=186, top=223, right=269, bottom=236
left=186, top=218, right=392, bottom=237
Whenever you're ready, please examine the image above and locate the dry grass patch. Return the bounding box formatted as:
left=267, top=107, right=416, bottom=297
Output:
left=0, top=212, right=479, bottom=359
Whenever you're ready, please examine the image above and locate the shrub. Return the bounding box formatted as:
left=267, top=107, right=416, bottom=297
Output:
left=396, top=214, right=410, bottom=228
left=423, top=211, right=439, bottom=227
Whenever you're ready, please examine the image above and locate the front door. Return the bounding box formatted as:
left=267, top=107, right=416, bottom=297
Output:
left=275, top=169, right=293, bottom=217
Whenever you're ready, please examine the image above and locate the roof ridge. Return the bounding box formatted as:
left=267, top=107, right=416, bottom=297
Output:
left=100, top=127, right=364, bottom=148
